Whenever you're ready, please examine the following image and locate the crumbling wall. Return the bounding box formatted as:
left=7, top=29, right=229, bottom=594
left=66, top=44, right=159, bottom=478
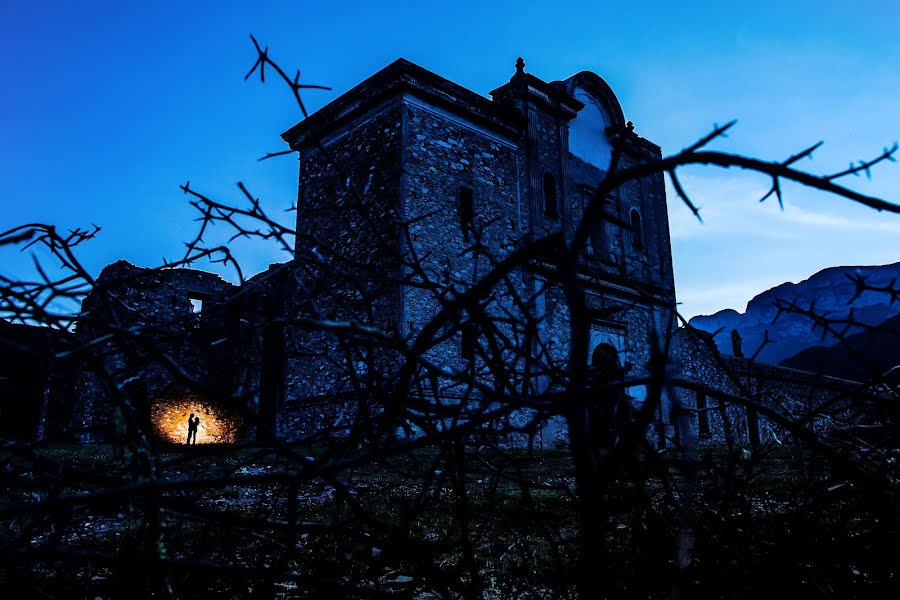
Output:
left=73, top=261, right=241, bottom=441
left=671, top=327, right=864, bottom=447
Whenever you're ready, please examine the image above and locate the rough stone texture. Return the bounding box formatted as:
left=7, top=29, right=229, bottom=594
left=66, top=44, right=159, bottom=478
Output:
left=275, top=101, right=404, bottom=439
left=275, top=59, right=680, bottom=445
left=74, top=261, right=242, bottom=441
left=62, top=59, right=684, bottom=445
left=671, top=328, right=865, bottom=446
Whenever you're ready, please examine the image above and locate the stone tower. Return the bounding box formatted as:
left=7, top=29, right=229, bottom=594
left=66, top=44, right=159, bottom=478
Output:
left=276, top=58, right=677, bottom=441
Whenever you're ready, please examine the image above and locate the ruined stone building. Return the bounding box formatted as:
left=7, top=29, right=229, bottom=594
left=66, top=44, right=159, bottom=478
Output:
left=5, top=58, right=863, bottom=446
left=272, top=58, right=676, bottom=444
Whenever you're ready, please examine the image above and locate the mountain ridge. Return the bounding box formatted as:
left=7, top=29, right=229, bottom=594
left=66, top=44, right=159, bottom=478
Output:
left=688, top=262, right=900, bottom=365
left=780, top=312, right=900, bottom=383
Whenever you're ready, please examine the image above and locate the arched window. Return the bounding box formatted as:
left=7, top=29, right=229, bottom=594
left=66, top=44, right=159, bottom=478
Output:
left=569, top=89, right=613, bottom=172
left=543, top=173, right=558, bottom=218
left=581, top=186, right=606, bottom=257
left=630, top=209, right=643, bottom=251
left=590, top=342, right=625, bottom=386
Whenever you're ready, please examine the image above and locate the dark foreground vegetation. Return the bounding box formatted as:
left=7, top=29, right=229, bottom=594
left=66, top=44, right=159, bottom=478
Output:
left=1, top=442, right=897, bottom=598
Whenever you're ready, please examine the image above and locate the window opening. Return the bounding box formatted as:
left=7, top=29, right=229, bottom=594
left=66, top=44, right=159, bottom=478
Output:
left=189, top=295, right=204, bottom=314
left=458, top=187, right=474, bottom=241
left=630, top=209, right=643, bottom=251
left=696, top=392, right=710, bottom=438
left=543, top=173, right=558, bottom=218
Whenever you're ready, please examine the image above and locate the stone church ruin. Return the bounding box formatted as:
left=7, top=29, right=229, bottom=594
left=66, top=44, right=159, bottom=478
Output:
left=4, top=58, right=871, bottom=447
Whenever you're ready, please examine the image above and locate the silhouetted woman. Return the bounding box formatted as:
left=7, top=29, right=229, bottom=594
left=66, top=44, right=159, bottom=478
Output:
left=187, top=413, right=199, bottom=445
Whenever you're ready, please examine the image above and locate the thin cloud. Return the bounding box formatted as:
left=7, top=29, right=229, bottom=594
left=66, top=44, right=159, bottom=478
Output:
left=666, top=170, right=900, bottom=319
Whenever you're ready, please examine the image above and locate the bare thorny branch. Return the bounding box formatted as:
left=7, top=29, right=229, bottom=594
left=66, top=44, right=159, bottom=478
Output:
left=1, top=36, right=899, bottom=599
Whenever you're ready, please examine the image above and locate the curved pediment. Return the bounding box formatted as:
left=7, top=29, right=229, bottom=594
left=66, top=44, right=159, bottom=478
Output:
left=561, top=72, right=627, bottom=172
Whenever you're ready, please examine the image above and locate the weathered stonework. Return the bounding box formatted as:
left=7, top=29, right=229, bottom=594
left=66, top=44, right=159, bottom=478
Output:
left=73, top=261, right=242, bottom=441
left=275, top=59, right=679, bottom=445
left=671, top=328, right=866, bottom=446
left=57, top=57, right=870, bottom=448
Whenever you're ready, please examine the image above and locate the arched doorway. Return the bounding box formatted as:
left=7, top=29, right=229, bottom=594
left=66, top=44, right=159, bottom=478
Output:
left=589, top=343, right=628, bottom=446
left=591, top=343, right=623, bottom=378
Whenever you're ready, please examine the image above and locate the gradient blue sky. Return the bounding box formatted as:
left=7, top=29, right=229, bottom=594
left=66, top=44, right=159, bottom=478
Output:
left=2, top=1, right=899, bottom=319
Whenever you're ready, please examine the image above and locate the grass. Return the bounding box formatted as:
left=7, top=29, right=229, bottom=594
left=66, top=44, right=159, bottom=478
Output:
left=1, top=442, right=896, bottom=598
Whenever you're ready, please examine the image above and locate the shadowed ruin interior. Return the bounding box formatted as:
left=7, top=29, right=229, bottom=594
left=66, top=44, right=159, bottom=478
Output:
left=150, top=394, right=243, bottom=445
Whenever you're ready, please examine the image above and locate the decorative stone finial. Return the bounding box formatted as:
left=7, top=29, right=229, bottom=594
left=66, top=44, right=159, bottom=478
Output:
left=515, top=57, right=525, bottom=74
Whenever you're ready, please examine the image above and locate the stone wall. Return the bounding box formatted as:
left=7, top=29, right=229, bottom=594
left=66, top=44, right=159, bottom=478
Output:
left=402, top=97, right=524, bottom=373
left=394, top=86, right=679, bottom=448
left=276, top=100, right=405, bottom=439
left=671, top=327, right=865, bottom=447
left=73, top=261, right=240, bottom=441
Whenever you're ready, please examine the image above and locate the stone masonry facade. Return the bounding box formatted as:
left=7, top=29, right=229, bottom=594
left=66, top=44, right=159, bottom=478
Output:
left=276, top=58, right=678, bottom=445
left=60, top=58, right=865, bottom=447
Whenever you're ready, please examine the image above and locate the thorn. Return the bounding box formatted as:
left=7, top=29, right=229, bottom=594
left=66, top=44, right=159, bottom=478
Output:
left=861, top=161, right=872, bottom=180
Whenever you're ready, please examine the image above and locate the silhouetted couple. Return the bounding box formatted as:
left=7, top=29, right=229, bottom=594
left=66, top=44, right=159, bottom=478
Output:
left=186, top=413, right=200, bottom=445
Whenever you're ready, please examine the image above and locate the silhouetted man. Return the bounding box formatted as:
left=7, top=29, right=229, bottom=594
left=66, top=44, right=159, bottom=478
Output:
left=187, top=413, right=199, bottom=445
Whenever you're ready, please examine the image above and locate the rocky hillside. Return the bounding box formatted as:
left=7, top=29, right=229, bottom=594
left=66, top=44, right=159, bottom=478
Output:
left=780, top=312, right=900, bottom=383
left=688, top=263, right=900, bottom=365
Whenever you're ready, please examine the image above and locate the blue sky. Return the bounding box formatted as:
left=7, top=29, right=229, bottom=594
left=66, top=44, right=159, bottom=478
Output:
left=2, top=1, right=899, bottom=319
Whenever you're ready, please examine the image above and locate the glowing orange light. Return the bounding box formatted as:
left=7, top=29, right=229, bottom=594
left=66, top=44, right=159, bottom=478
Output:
left=150, top=397, right=239, bottom=444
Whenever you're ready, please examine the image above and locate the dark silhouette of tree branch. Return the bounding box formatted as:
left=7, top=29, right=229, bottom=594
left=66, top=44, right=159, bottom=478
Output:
left=0, top=37, right=898, bottom=599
